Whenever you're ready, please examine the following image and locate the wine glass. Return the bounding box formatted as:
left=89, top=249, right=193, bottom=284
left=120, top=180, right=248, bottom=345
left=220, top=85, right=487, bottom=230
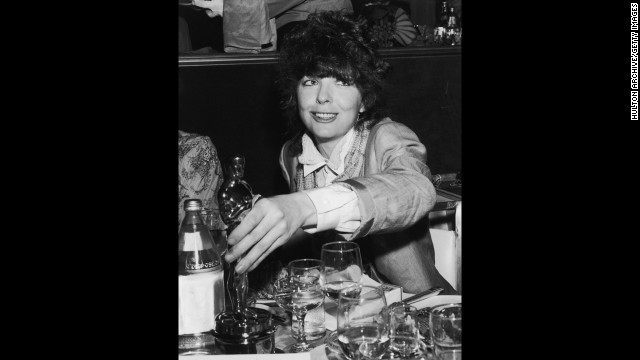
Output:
left=337, top=285, right=389, bottom=360
left=273, top=275, right=324, bottom=352
left=288, top=259, right=327, bottom=341
left=321, top=241, right=364, bottom=300
left=321, top=241, right=364, bottom=350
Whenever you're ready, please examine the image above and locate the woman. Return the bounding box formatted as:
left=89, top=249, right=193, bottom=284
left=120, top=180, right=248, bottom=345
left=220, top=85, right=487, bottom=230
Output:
left=178, top=130, right=225, bottom=231
left=223, top=11, right=456, bottom=294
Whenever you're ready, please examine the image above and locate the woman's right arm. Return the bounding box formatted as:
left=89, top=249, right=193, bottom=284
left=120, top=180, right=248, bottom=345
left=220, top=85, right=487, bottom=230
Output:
left=338, top=121, right=437, bottom=238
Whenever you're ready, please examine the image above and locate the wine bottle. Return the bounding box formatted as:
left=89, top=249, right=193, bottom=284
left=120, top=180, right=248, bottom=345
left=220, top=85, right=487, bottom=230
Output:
left=439, top=1, right=449, bottom=27
left=446, top=6, right=460, bottom=45
left=435, top=1, right=449, bottom=42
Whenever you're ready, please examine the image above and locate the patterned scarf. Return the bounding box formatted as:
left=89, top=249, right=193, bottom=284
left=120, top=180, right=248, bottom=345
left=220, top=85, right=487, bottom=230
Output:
left=295, top=122, right=371, bottom=192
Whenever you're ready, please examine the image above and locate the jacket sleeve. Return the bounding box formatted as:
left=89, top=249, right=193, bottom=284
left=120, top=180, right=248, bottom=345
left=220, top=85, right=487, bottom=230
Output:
left=338, top=121, right=436, bottom=238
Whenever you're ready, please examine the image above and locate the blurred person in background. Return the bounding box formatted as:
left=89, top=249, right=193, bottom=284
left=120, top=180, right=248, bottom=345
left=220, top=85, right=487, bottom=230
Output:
left=191, top=0, right=353, bottom=49
left=178, top=130, right=226, bottom=232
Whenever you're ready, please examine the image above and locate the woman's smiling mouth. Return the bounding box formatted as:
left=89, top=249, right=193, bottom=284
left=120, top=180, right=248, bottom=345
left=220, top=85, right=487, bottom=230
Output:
left=312, top=112, right=338, bottom=122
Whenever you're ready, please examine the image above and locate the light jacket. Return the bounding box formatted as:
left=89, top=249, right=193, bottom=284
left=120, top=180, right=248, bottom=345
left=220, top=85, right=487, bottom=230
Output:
left=280, top=119, right=456, bottom=294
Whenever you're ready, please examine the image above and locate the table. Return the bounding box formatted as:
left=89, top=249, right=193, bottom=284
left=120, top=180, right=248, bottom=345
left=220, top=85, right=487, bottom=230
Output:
left=271, top=303, right=433, bottom=360
left=181, top=277, right=458, bottom=359
left=269, top=290, right=439, bottom=360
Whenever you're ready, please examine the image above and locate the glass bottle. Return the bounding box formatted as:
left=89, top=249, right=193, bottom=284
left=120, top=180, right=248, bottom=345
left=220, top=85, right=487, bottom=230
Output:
left=446, top=6, right=460, bottom=45
left=178, top=199, right=225, bottom=355
left=435, top=1, right=449, bottom=43
left=217, top=155, right=255, bottom=319
left=439, top=1, right=449, bottom=27
left=446, top=7, right=458, bottom=29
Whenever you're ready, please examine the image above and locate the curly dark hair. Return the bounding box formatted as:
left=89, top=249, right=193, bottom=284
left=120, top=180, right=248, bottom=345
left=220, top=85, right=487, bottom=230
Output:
left=277, top=10, right=391, bottom=155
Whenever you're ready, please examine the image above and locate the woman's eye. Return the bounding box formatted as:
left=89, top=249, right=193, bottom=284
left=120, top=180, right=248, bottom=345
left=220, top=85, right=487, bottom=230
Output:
left=336, top=80, right=351, bottom=86
left=302, top=79, right=317, bottom=86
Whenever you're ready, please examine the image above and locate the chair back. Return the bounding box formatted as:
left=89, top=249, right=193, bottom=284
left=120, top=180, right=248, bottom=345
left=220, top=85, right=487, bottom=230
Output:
left=430, top=202, right=461, bottom=293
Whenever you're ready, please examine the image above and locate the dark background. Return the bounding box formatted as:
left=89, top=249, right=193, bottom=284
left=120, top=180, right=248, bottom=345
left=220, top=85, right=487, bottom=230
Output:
left=3, top=2, right=626, bottom=359
left=179, top=49, right=461, bottom=196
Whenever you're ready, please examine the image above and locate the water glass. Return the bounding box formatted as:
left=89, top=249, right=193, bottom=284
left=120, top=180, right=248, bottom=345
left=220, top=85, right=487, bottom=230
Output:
left=429, top=303, right=462, bottom=360
left=321, top=241, right=363, bottom=301
left=336, top=285, right=389, bottom=360
left=321, top=241, right=364, bottom=350
left=201, top=208, right=227, bottom=256
left=389, top=304, right=421, bottom=358
left=415, top=308, right=433, bottom=349
left=288, top=259, right=326, bottom=341
left=273, top=275, right=324, bottom=353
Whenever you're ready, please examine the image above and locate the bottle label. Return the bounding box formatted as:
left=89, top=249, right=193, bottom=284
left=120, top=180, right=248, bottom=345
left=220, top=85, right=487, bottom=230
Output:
left=182, top=232, right=214, bottom=251
left=185, top=258, right=221, bottom=272
left=179, top=271, right=225, bottom=334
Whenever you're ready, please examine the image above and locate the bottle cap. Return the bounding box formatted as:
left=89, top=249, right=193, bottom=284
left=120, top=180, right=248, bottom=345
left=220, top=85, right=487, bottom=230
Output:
left=184, top=199, right=203, bottom=211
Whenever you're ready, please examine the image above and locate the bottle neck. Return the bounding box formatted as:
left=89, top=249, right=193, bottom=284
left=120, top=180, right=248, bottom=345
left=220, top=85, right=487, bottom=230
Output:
left=182, top=210, right=204, bottom=227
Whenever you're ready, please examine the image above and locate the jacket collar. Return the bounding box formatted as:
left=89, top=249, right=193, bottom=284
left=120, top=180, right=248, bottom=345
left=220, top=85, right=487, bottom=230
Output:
left=297, top=128, right=355, bottom=177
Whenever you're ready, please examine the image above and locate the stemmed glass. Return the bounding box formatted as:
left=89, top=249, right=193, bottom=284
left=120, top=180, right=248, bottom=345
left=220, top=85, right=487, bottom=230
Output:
left=336, top=285, right=389, bottom=360
left=288, top=259, right=326, bottom=341
left=321, top=241, right=364, bottom=300
left=273, top=275, right=324, bottom=353
left=321, top=241, right=364, bottom=350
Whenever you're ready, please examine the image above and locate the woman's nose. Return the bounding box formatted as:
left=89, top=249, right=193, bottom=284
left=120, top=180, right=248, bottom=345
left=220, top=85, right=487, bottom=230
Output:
left=316, top=83, right=332, bottom=104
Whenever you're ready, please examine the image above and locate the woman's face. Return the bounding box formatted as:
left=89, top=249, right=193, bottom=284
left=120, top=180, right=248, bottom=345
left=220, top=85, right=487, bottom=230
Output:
left=297, top=76, right=364, bottom=145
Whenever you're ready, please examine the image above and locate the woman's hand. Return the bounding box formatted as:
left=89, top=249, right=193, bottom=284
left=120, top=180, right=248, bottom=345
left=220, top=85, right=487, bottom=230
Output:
left=191, top=0, right=223, bottom=18
left=224, top=192, right=317, bottom=274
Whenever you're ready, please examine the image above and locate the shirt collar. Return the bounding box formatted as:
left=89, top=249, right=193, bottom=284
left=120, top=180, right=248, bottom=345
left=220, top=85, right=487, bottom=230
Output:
left=298, top=128, right=355, bottom=177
